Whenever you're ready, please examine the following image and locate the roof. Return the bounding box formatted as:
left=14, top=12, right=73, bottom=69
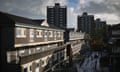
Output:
left=0, top=11, right=64, bottom=30
left=0, top=11, right=44, bottom=26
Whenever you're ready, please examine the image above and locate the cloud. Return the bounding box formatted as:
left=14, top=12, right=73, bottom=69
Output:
left=0, top=0, right=120, bottom=25
left=67, top=7, right=77, bottom=28
left=76, top=0, right=120, bottom=24
left=0, top=0, right=67, bottom=19
left=0, top=0, right=77, bottom=28
left=94, top=13, right=120, bottom=24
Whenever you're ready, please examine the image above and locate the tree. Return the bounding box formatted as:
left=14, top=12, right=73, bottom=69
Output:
left=90, top=27, right=107, bottom=51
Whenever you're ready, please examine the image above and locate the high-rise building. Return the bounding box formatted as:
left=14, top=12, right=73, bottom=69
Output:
left=95, top=18, right=106, bottom=30
left=77, top=12, right=95, bottom=34
left=47, top=3, right=67, bottom=29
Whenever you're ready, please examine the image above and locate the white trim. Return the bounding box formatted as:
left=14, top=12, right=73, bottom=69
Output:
left=70, top=38, right=84, bottom=41
left=15, top=23, right=64, bottom=32
left=15, top=40, right=64, bottom=47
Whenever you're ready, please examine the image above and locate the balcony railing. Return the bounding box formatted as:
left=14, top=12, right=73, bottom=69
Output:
left=69, top=32, right=85, bottom=40
left=7, top=44, right=68, bottom=64
left=7, top=51, right=20, bottom=64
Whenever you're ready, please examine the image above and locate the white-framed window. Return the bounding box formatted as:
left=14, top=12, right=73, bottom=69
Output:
left=41, top=60, right=45, bottom=66
left=54, top=31, right=56, bottom=37
left=44, top=30, right=48, bottom=41
left=57, top=52, right=60, bottom=60
left=19, top=49, right=25, bottom=54
left=48, top=45, right=50, bottom=48
left=54, top=31, right=56, bottom=40
left=61, top=32, right=63, bottom=39
left=29, top=65, right=32, bottom=72
left=41, top=59, right=47, bottom=67
left=62, top=50, right=64, bottom=57
left=30, top=29, right=34, bottom=37
left=49, top=31, right=53, bottom=37
left=29, top=29, right=34, bottom=42
left=16, top=27, right=26, bottom=38
left=7, top=52, right=11, bottom=63
left=58, top=32, right=61, bottom=37
left=36, top=30, right=42, bottom=38
left=29, top=49, right=31, bottom=54
left=23, top=67, right=28, bottom=72
left=36, top=47, right=41, bottom=50
left=35, top=61, right=40, bottom=72
left=44, top=30, right=48, bottom=38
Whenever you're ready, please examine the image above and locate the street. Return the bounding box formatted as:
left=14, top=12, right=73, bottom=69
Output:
left=75, top=52, right=102, bottom=72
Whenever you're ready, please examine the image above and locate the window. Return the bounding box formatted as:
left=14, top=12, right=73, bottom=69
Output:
left=19, top=50, right=25, bottom=55
left=48, top=45, right=50, bottom=48
left=29, top=49, right=31, bottom=54
left=50, top=16, right=54, bottom=18
left=16, top=27, right=26, bottom=38
left=54, top=53, right=57, bottom=61
left=57, top=52, right=60, bottom=60
left=48, top=60, right=52, bottom=67
left=16, top=29, right=21, bottom=36
left=41, top=60, right=46, bottom=67
left=29, top=29, right=34, bottom=42
left=44, top=30, right=48, bottom=41
left=56, top=31, right=61, bottom=37
left=61, top=32, right=63, bottom=39
left=54, top=31, right=57, bottom=40
left=36, top=30, right=43, bottom=38
left=60, top=14, right=63, bottom=16
left=60, top=9, right=63, bottom=11
left=60, top=19, right=63, bottom=21
left=49, top=31, right=53, bottom=37
left=62, top=51, right=64, bottom=57
left=54, top=31, right=56, bottom=37
left=23, top=68, right=27, bottom=72
left=36, top=63, right=39, bottom=67
left=41, top=60, right=44, bottom=65
left=7, top=52, right=11, bottom=63
left=35, top=65, right=39, bottom=72
left=24, top=30, right=26, bottom=35
left=30, top=65, right=32, bottom=71
left=36, top=47, right=41, bottom=50
left=44, top=30, right=48, bottom=38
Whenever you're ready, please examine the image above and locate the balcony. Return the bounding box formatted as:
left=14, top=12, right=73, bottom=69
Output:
left=7, top=44, right=68, bottom=64
left=69, top=32, right=85, bottom=41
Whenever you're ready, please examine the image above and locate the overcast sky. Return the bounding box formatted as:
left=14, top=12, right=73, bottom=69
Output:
left=0, top=0, right=120, bottom=28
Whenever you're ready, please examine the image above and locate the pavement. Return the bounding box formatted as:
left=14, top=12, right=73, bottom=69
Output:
left=75, top=52, right=109, bottom=72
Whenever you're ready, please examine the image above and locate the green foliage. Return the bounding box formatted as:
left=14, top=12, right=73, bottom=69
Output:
left=90, top=27, right=108, bottom=51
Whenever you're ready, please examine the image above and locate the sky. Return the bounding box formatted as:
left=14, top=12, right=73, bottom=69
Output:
left=0, top=0, right=120, bottom=28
